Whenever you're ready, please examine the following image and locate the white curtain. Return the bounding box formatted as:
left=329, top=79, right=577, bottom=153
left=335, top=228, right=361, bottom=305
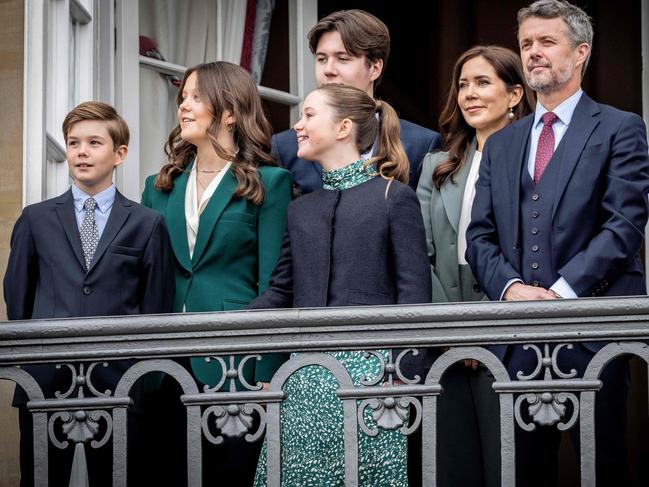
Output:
left=218, top=0, right=248, bottom=65
left=138, top=0, right=275, bottom=189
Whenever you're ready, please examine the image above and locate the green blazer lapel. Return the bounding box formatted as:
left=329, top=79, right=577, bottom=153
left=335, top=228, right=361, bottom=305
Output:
left=191, top=169, right=238, bottom=266
left=440, top=140, right=477, bottom=233
left=88, top=191, right=131, bottom=273
left=166, top=165, right=192, bottom=272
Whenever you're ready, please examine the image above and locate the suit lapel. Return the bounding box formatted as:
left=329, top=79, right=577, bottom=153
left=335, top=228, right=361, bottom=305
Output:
left=87, top=190, right=131, bottom=273
left=55, top=190, right=86, bottom=271
left=191, top=169, right=238, bottom=266
left=551, top=94, right=600, bottom=219
left=440, top=141, right=477, bottom=233
left=508, top=116, right=534, bottom=248
left=166, top=165, right=192, bottom=272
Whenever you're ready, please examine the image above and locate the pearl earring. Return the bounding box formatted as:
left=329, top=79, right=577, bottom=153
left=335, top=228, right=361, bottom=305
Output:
left=508, top=107, right=515, bottom=120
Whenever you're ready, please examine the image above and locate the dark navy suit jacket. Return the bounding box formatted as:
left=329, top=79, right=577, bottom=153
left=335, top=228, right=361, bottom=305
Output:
left=5, top=189, right=175, bottom=401
left=466, top=93, right=649, bottom=360
left=272, top=118, right=442, bottom=195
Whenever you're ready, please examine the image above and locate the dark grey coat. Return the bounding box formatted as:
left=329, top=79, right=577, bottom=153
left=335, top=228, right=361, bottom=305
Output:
left=249, top=176, right=431, bottom=309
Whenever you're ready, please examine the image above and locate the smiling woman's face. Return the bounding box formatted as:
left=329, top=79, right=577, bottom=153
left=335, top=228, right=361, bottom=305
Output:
left=457, top=55, right=516, bottom=135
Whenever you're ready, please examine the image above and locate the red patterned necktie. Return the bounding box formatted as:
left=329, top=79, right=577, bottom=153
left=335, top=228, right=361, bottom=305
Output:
left=533, top=111, right=558, bottom=184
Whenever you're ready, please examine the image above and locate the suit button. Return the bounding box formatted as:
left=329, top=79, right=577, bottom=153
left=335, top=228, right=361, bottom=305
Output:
left=83, top=286, right=92, bottom=295
left=532, top=262, right=539, bottom=270
left=183, top=271, right=191, bottom=279
left=532, top=228, right=539, bottom=235
left=532, top=280, right=540, bottom=287
left=532, top=245, right=539, bottom=252
left=532, top=194, right=539, bottom=201
left=473, top=284, right=481, bottom=293
left=532, top=211, right=539, bottom=219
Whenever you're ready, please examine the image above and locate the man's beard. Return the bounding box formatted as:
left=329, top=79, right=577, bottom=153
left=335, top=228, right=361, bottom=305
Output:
left=526, top=58, right=574, bottom=94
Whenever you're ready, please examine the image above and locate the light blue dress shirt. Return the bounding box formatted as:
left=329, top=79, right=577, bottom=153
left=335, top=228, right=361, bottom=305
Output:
left=71, top=183, right=116, bottom=238
left=502, top=89, right=583, bottom=300
left=526, top=88, right=583, bottom=177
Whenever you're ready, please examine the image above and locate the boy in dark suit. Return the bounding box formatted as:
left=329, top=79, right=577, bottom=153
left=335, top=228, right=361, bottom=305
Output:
left=273, top=9, right=442, bottom=195
left=4, top=101, right=175, bottom=486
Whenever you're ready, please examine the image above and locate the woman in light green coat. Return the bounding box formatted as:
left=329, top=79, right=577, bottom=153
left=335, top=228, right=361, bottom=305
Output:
left=417, top=46, right=534, bottom=487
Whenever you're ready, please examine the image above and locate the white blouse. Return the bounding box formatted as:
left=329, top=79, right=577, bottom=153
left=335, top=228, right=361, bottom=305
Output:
left=184, top=160, right=232, bottom=259
left=457, top=150, right=482, bottom=265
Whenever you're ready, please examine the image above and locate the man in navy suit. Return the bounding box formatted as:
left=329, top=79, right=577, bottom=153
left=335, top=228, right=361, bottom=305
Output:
left=272, top=9, right=441, bottom=194
left=466, top=1, right=649, bottom=485
left=4, top=101, right=175, bottom=487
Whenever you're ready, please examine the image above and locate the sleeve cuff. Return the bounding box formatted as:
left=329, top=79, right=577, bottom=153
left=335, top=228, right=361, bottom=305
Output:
left=501, top=278, right=524, bottom=300
left=550, top=277, right=579, bottom=299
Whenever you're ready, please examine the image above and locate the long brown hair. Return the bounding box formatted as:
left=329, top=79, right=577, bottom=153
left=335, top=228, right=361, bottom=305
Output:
left=155, top=61, right=276, bottom=204
left=433, top=45, right=535, bottom=189
left=318, top=84, right=409, bottom=184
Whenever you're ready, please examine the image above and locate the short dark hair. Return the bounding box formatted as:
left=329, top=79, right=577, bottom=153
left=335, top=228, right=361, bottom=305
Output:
left=518, top=0, right=593, bottom=75
left=308, top=9, right=390, bottom=87
left=62, top=101, right=130, bottom=149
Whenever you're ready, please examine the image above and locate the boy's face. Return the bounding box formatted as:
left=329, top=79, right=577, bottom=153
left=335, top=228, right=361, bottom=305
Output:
left=66, top=120, right=127, bottom=196
left=314, top=30, right=382, bottom=97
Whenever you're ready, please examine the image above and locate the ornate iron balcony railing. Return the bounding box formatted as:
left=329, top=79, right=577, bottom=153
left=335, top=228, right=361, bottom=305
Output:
left=1, top=296, right=648, bottom=486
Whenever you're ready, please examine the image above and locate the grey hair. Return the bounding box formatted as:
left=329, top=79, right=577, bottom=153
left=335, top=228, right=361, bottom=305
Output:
left=517, top=0, right=593, bottom=75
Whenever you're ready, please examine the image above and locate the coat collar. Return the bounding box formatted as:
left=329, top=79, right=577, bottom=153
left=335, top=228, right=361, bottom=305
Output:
left=165, top=164, right=193, bottom=271
left=87, top=190, right=132, bottom=273
left=508, top=114, right=535, bottom=247
left=54, top=189, right=133, bottom=273
left=55, top=190, right=86, bottom=270
left=190, top=169, right=238, bottom=266
left=440, top=140, right=478, bottom=233
left=551, top=93, right=600, bottom=219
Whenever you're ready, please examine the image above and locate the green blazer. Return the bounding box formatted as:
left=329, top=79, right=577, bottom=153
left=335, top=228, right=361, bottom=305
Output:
left=141, top=163, right=292, bottom=386
left=416, top=143, right=486, bottom=303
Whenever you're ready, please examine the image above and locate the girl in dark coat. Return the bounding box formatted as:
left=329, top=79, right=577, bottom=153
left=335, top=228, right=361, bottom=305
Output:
left=251, top=84, right=431, bottom=486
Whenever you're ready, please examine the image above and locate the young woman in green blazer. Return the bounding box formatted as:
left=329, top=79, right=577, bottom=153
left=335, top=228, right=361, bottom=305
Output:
left=141, top=61, right=291, bottom=485
left=417, top=46, right=534, bottom=487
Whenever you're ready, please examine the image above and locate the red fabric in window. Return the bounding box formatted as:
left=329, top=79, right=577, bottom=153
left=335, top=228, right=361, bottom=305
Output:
left=240, top=0, right=257, bottom=70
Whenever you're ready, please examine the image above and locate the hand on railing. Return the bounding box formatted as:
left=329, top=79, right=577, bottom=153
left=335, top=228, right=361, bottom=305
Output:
left=504, top=282, right=558, bottom=301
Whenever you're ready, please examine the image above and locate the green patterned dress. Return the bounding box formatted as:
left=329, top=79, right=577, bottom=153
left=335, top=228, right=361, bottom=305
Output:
left=253, top=350, right=407, bottom=486
left=253, top=160, right=408, bottom=487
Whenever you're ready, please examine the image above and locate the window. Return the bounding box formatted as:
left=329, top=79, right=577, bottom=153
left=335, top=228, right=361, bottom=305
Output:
left=24, top=0, right=316, bottom=203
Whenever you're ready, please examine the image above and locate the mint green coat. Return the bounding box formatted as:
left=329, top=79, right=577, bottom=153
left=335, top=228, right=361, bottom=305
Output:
left=142, top=163, right=292, bottom=385
left=416, top=144, right=485, bottom=303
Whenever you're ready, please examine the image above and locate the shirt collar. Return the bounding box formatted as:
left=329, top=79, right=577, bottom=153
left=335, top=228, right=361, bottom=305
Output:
left=533, top=88, right=583, bottom=128
left=71, top=183, right=116, bottom=213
